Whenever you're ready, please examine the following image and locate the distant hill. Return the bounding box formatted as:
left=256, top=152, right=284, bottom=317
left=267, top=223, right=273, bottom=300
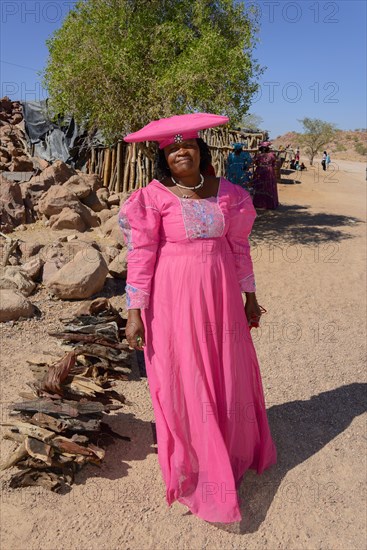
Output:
left=272, top=129, right=367, bottom=162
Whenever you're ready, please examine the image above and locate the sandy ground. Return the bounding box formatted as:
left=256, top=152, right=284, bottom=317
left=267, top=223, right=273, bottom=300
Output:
left=1, top=160, right=366, bottom=550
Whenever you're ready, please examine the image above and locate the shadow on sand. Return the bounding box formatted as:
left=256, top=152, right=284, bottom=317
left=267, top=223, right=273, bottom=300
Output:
left=69, top=379, right=365, bottom=532
left=252, top=203, right=363, bottom=246
left=278, top=177, right=302, bottom=185
left=235, top=383, right=367, bottom=533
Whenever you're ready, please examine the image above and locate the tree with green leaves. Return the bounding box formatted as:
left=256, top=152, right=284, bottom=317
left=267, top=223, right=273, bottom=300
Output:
left=298, top=117, right=337, bottom=165
left=239, top=113, right=263, bottom=131
left=41, top=0, right=262, bottom=145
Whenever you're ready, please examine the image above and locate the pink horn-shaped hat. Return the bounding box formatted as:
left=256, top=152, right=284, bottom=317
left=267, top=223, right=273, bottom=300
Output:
left=124, top=113, right=229, bottom=149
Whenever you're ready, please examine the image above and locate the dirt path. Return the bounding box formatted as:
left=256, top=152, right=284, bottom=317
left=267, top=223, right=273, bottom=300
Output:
left=1, top=162, right=366, bottom=549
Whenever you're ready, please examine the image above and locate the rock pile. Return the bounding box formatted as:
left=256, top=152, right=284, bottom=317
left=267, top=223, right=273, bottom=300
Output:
left=0, top=177, right=26, bottom=232
left=0, top=96, right=23, bottom=126
left=1, top=158, right=130, bottom=231
left=0, top=96, right=131, bottom=233
left=0, top=227, right=129, bottom=321
left=1, top=96, right=131, bottom=322
left=0, top=97, right=35, bottom=172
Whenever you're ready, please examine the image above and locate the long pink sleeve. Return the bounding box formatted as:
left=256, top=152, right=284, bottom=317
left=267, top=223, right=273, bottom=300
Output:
left=226, top=186, right=257, bottom=293
left=118, top=188, right=161, bottom=309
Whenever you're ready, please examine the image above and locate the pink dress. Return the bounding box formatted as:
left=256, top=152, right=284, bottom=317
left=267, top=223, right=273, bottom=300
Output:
left=118, top=177, right=276, bottom=523
left=252, top=152, right=279, bottom=210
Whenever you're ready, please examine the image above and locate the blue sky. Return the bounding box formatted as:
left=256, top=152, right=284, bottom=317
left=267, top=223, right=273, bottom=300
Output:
left=252, top=0, right=367, bottom=137
left=0, top=0, right=366, bottom=138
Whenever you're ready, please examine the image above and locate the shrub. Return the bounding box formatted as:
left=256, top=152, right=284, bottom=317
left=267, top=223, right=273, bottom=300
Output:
left=355, top=143, right=367, bottom=156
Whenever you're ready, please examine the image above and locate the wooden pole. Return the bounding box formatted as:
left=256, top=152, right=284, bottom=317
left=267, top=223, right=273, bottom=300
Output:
left=104, top=148, right=112, bottom=188
left=116, top=141, right=122, bottom=193
left=137, top=147, right=143, bottom=188
left=99, top=150, right=104, bottom=179
left=97, top=149, right=104, bottom=178
left=87, top=128, right=264, bottom=187
left=129, top=144, right=137, bottom=190
left=109, top=146, right=116, bottom=189
left=110, top=163, right=117, bottom=192
left=123, top=145, right=130, bottom=193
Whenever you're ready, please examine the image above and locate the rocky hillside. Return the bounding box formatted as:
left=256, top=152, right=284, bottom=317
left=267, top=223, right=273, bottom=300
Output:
left=273, top=129, right=367, bottom=162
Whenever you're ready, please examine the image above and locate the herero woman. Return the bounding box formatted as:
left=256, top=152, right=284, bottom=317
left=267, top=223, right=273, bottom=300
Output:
left=252, top=141, right=279, bottom=210
left=118, top=113, right=277, bottom=523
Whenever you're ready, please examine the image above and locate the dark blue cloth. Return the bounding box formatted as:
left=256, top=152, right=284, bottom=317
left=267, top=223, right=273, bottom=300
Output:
left=226, top=151, right=253, bottom=188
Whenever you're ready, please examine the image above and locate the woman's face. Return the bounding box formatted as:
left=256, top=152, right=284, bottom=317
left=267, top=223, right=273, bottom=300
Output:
left=164, top=139, right=201, bottom=178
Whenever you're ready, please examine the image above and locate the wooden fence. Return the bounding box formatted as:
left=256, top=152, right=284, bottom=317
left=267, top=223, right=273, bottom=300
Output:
left=86, top=129, right=265, bottom=193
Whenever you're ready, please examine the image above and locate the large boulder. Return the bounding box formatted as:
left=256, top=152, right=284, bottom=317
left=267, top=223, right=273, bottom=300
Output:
left=63, top=178, right=91, bottom=199
left=32, top=156, right=50, bottom=171
left=46, top=248, right=108, bottom=300
left=108, top=249, right=127, bottom=279
left=81, top=190, right=108, bottom=212
left=0, top=177, right=26, bottom=232
left=100, top=245, right=120, bottom=265
left=48, top=208, right=87, bottom=232
left=41, top=241, right=82, bottom=283
left=10, top=155, right=34, bottom=172
left=97, top=208, right=117, bottom=225
left=0, top=266, right=36, bottom=296
left=0, top=289, right=35, bottom=322
left=21, top=160, right=77, bottom=217
left=107, top=193, right=121, bottom=207
left=63, top=172, right=103, bottom=193
left=19, top=241, right=44, bottom=260
left=77, top=173, right=103, bottom=193
left=97, top=188, right=109, bottom=203
left=37, top=185, right=79, bottom=217
left=37, top=185, right=100, bottom=231
left=26, top=160, right=76, bottom=194
left=49, top=203, right=99, bottom=231
left=41, top=246, right=70, bottom=283
left=20, top=256, right=44, bottom=281
left=40, top=240, right=101, bottom=283
left=99, top=212, right=124, bottom=247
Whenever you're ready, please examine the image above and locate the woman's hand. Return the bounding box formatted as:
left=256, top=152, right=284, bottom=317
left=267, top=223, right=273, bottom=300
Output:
left=126, top=309, right=146, bottom=350
left=244, top=293, right=263, bottom=328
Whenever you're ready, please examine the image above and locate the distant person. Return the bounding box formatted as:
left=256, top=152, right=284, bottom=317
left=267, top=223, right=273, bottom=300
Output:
left=282, top=146, right=291, bottom=169
left=321, top=151, right=327, bottom=171
left=252, top=141, right=279, bottom=210
left=326, top=152, right=331, bottom=169
left=279, top=147, right=287, bottom=166
left=279, top=145, right=286, bottom=167
left=294, top=150, right=300, bottom=170
left=226, top=143, right=253, bottom=190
